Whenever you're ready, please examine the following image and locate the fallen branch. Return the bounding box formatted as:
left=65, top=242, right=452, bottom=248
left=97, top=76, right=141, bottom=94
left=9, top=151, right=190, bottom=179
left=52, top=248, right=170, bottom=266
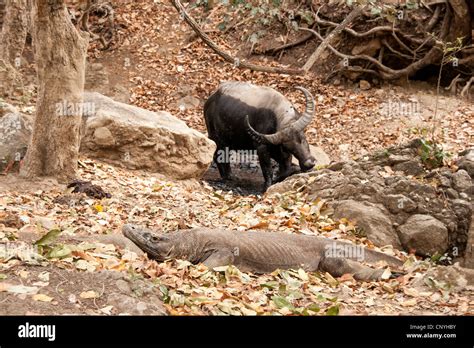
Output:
left=303, top=5, right=365, bottom=71
left=171, top=0, right=304, bottom=75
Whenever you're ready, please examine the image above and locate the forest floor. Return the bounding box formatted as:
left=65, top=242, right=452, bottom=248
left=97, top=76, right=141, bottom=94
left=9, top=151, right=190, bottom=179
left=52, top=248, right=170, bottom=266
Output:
left=0, top=0, right=473, bottom=316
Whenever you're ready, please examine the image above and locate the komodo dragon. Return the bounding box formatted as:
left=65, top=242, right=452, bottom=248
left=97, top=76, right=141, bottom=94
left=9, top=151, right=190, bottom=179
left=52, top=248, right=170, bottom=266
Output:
left=122, top=224, right=404, bottom=281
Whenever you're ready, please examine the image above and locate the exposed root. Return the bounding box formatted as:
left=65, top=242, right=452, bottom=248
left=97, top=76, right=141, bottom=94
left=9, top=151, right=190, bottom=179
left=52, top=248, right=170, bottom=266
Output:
left=460, top=76, right=474, bottom=98
left=77, top=0, right=115, bottom=50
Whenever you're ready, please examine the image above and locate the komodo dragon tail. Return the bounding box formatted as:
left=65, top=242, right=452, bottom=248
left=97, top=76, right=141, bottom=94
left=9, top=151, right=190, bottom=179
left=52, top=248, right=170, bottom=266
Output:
left=326, top=239, right=404, bottom=268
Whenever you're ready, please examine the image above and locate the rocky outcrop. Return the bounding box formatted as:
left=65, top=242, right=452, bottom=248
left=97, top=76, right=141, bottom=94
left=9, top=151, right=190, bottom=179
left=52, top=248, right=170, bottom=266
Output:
left=267, top=140, right=473, bottom=266
left=80, top=92, right=216, bottom=179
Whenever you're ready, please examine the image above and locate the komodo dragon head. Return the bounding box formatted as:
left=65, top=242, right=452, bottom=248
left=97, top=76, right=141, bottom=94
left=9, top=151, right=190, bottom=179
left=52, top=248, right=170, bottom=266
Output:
left=122, top=224, right=176, bottom=261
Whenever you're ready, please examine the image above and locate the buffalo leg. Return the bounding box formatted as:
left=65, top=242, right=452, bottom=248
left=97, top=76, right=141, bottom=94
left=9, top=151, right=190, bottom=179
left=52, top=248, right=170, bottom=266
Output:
left=257, top=146, right=273, bottom=189
left=214, top=148, right=232, bottom=180
left=274, top=151, right=299, bottom=182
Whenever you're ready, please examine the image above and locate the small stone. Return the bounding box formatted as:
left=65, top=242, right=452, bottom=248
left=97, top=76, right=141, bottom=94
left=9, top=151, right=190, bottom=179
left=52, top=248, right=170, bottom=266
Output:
left=359, top=80, right=371, bottom=90
left=93, top=127, right=115, bottom=147
left=452, top=169, right=472, bottom=192
left=393, top=160, right=424, bottom=176
left=438, top=175, right=451, bottom=188
left=444, top=188, right=459, bottom=199
left=116, top=279, right=131, bottom=294
left=384, top=194, right=417, bottom=213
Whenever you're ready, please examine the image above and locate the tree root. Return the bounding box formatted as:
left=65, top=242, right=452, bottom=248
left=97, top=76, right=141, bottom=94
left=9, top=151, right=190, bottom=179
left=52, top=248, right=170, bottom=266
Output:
left=302, top=5, right=365, bottom=71
left=297, top=0, right=472, bottom=82
left=77, top=0, right=115, bottom=50
left=460, top=76, right=474, bottom=98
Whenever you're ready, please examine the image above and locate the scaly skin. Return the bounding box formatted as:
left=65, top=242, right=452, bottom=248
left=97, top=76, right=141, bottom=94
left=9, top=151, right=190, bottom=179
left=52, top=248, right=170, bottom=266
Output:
left=122, top=224, right=404, bottom=281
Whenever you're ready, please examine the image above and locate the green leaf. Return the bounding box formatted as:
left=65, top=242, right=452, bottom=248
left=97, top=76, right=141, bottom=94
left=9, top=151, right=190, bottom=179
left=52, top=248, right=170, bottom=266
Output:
left=34, top=229, right=61, bottom=246
left=0, top=274, right=7, bottom=280
left=272, top=295, right=294, bottom=309
left=46, top=245, right=72, bottom=259
left=260, top=281, right=279, bottom=289
left=307, top=303, right=320, bottom=313
left=326, top=304, right=340, bottom=316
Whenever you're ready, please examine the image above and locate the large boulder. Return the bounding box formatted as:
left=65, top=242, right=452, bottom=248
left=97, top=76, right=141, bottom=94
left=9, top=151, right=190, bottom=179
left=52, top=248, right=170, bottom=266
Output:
left=333, top=200, right=401, bottom=248
left=81, top=92, right=215, bottom=179
left=398, top=214, right=449, bottom=256
left=0, top=105, right=32, bottom=172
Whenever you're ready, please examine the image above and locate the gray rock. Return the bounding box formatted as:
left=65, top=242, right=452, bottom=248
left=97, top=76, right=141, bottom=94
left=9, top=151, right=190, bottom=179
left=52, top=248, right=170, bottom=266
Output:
left=462, top=213, right=474, bottom=268
left=438, top=175, right=451, bottom=188
left=176, top=95, right=200, bottom=110
left=384, top=194, right=417, bottom=214
left=115, top=279, right=132, bottom=294
left=85, top=63, right=109, bottom=94
left=0, top=102, right=18, bottom=118
left=0, top=110, right=32, bottom=172
left=333, top=200, right=401, bottom=248
left=387, top=154, right=412, bottom=165
left=457, top=149, right=474, bottom=177
left=359, top=80, right=371, bottom=90
left=452, top=169, right=472, bottom=192
left=398, top=214, right=448, bottom=256
left=393, top=160, right=424, bottom=176
left=80, top=92, right=216, bottom=179
left=107, top=293, right=167, bottom=315
left=425, top=264, right=474, bottom=291
left=444, top=188, right=459, bottom=199
left=93, top=127, right=115, bottom=147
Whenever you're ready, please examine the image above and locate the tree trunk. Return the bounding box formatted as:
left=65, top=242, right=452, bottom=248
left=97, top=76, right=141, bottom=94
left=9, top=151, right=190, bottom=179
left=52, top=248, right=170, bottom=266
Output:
left=0, top=0, right=28, bottom=96
left=20, top=0, right=89, bottom=182
left=0, top=0, right=28, bottom=64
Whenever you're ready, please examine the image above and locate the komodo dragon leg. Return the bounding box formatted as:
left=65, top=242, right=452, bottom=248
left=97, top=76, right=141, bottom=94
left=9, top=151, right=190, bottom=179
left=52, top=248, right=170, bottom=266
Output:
left=319, top=257, right=386, bottom=281
left=202, top=250, right=235, bottom=270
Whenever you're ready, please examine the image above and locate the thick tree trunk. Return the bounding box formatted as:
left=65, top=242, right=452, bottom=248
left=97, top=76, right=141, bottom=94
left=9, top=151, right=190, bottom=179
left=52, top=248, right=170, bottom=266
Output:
left=0, top=0, right=28, bottom=96
left=0, top=0, right=28, bottom=64
left=20, top=0, right=88, bottom=182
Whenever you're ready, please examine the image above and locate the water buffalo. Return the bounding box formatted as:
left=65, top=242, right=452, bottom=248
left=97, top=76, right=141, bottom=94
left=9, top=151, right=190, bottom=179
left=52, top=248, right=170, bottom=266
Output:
left=204, top=81, right=316, bottom=189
